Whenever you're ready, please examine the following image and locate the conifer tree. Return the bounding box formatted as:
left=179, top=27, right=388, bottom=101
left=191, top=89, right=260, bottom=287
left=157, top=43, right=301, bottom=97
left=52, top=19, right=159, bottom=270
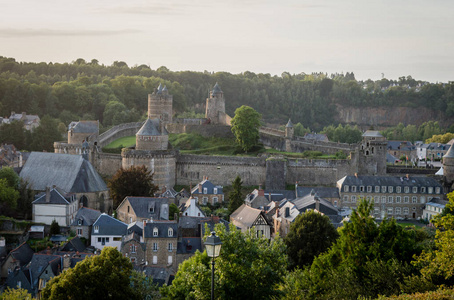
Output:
left=228, top=176, right=243, bottom=214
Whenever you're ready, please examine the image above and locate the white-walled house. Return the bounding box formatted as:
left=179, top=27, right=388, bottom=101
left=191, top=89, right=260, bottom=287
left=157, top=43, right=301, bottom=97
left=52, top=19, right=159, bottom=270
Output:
left=91, top=214, right=127, bottom=251
left=32, top=187, right=79, bottom=226
left=423, top=198, right=448, bottom=221
left=179, top=197, right=206, bottom=217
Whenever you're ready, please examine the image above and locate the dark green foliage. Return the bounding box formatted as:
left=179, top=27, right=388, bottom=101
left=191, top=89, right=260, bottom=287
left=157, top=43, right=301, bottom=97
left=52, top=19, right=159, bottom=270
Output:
left=108, top=165, right=158, bottom=208
left=50, top=220, right=60, bottom=235
left=231, top=105, right=262, bottom=152
left=0, top=167, right=20, bottom=188
left=321, top=123, right=363, bottom=143
left=42, top=247, right=143, bottom=300
left=169, top=203, right=179, bottom=220
left=228, top=176, right=243, bottom=214
left=284, top=210, right=339, bottom=269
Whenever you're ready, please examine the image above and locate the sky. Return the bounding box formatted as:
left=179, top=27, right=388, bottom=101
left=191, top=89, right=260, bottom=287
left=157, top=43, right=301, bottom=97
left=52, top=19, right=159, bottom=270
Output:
left=0, top=0, right=453, bottom=83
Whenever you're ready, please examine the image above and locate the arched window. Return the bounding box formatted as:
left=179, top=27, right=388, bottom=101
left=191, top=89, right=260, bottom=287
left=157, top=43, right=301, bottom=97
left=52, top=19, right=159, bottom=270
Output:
left=168, top=228, right=173, bottom=237
left=153, top=227, right=158, bottom=237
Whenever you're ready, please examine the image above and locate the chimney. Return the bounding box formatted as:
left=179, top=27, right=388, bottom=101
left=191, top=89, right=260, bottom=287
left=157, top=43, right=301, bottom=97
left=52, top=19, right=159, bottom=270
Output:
left=354, top=173, right=358, bottom=178
left=406, top=174, right=410, bottom=180
left=315, top=195, right=320, bottom=212
left=258, top=185, right=264, bottom=196
left=295, top=181, right=298, bottom=198
left=46, top=186, right=51, bottom=203
left=198, top=184, right=202, bottom=193
left=63, top=254, right=71, bottom=271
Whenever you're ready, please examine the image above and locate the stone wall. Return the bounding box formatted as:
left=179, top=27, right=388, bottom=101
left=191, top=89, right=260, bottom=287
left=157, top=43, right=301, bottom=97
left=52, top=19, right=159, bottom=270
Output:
left=176, top=154, right=266, bottom=186
left=166, top=123, right=234, bottom=138
left=98, top=122, right=144, bottom=148
left=92, top=152, right=122, bottom=176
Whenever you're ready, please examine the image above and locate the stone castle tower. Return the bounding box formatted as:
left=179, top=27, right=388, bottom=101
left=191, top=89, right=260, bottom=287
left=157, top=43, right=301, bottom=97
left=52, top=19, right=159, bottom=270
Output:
left=122, top=84, right=176, bottom=189
left=205, top=82, right=226, bottom=124
left=148, top=83, right=173, bottom=123
left=356, top=130, right=387, bottom=175
left=285, top=119, right=294, bottom=152
left=443, top=144, right=454, bottom=189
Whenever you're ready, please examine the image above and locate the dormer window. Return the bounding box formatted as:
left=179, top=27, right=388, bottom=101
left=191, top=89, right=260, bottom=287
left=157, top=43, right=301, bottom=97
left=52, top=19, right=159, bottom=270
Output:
left=153, top=227, right=158, bottom=237
left=351, top=186, right=356, bottom=192
left=203, top=188, right=208, bottom=194
left=94, top=226, right=99, bottom=233
left=168, top=228, right=173, bottom=237
left=213, top=188, right=218, bottom=194
left=344, top=185, right=349, bottom=192
left=375, top=186, right=380, bottom=193
left=78, top=219, right=82, bottom=226
left=435, top=187, right=441, bottom=194
left=396, top=186, right=401, bottom=193
left=404, top=187, right=410, bottom=193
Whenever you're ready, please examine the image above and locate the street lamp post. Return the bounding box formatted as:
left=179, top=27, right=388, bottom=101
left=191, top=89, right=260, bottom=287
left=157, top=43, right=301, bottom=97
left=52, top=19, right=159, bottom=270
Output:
left=204, top=231, right=222, bottom=300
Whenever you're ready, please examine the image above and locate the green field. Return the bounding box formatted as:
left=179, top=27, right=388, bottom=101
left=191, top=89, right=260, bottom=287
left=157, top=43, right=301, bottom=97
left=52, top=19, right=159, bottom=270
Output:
left=103, top=136, right=136, bottom=149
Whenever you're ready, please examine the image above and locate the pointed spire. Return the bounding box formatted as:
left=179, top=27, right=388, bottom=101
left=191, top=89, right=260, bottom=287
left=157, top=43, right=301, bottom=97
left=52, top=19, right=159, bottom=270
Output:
left=212, top=82, right=222, bottom=95
left=445, top=144, right=454, bottom=158
left=157, top=83, right=163, bottom=94
left=286, top=119, right=293, bottom=128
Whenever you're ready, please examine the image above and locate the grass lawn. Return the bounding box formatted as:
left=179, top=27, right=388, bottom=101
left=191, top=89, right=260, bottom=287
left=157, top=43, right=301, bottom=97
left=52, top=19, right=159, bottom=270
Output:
left=397, top=221, right=424, bottom=228
left=104, top=136, right=136, bottom=149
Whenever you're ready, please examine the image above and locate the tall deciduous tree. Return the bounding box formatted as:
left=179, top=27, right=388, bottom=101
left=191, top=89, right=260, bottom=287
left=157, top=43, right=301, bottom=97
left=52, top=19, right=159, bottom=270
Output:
left=228, top=176, right=243, bottom=214
left=231, top=105, right=261, bottom=152
left=42, top=247, right=142, bottom=300
left=284, top=210, right=339, bottom=269
left=161, top=224, right=287, bottom=300
left=108, top=166, right=158, bottom=208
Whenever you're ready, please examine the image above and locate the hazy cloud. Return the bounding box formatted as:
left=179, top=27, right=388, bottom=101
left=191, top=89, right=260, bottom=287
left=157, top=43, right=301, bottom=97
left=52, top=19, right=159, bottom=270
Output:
left=0, top=28, right=141, bottom=37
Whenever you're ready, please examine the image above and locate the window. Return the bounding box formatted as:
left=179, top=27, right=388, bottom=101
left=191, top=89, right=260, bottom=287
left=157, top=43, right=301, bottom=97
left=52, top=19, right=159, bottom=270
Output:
left=428, top=187, right=433, bottom=194
left=168, top=255, right=173, bottom=265
left=403, top=207, right=409, bottom=214
left=153, top=227, right=158, bottom=237
left=168, top=243, right=173, bottom=251
left=98, top=237, right=102, bottom=242
left=381, top=196, right=386, bottom=203
left=412, top=207, right=416, bottom=211
left=387, top=207, right=393, bottom=215
left=396, top=186, right=401, bottom=193
left=131, top=244, right=136, bottom=253
left=404, top=196, right=409, bottom=203
left=420, top=196, right=426, bottom=204
left=366, top=196, right=371, bottom=201
left=435, top=187, right=441, bottom=194
left=375, top=186, right=380, bottom=193
left=94, top=226, right=99, bottom=233
left=388, top=186, right=393, bottom=193
left=256, top=230, right=264, bottom=238
left=106, top=238, right=109, bottom=243
left=334, top=200, right=338, bottom=207
left=77, top=229, right=82, bottom=236
left=213, top=197, right=218, bottom=203
left=344, top=185, right=349, bottom=192
left=343, top=195, right=349, bottom=202
left=351, top=195, right=356, bottom=203
left=351, top=186, right=357, bottom=192
left=381, top=186, right=386, bottom=193
left=374, top=196, right=379, bottom=203
left=395, top=207, right=401, bottom=215
left=396, top=196, right=401, bottom=203
left=127, top=206, right=130, bottom=213
left=153, top=256, right=157, bottom=264
left=404, top=187, right=410, bottom=193
left=360, top=186, right=364, bottom=192
left=77, top=219, right=82, bottom=226
left=388, top=196, right=393, bottom=203
left=412, top=196, right=417, bottom=203
left=203, top=188, right=208, bottom=194
left=413, top=187, right=418, bottom=193
left=202, top=197, right=208, bottom=205
left=374, top=207, right=380, bottom=214
left=168, top=228, right=173, bottom=237
left=153, top=243, right=158, bottom=251
left=421, top=187, right=426, bottom=193
left=114, top=237, right=121, bottom=241
left=213, top=188, right=218, bottom=194
left=367, top=186, right=372, bottom=193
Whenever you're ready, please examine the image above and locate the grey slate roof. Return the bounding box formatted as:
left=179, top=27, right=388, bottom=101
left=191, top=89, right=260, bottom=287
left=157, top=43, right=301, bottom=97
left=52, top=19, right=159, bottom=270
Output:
left=61, top=236, right=86, bottom=252
left=286, top=119, right=293, bottom=128
left=32, top=188, right=74, bottom=205
left=126, top=221, right=144, bottom=236
left=212, top=82, right=222, bottom=94
left=387, top=141, right=415, bottom=151
left=230, top=204, right=270, bottom=229
left=337, top=175, right=443, bottom=192
left=136, top=118, right=167, bottom=136
left=27, top=254, right=61, bottom=290
left=92, top=214, right=128, bottom=236
left=177, top=237, right=202, bottom=255
left=69, top=120, right=98, bottom=133
left=387, top=153, right=400, bottom=163
left=363, top=130, right=383, bottom=138
left=191, top=179, right=223, bottom=195
left=19, top=152, right=107, bottom=193
left=156, top=83, right=163, bottom=94
left=296, top=187, right=339, bottom=199
left=143, top=221, right=178, bottom=238
left=292, top=194, right=339, bottom=216
left=141, top=266, right=171, bottom=286
left=426, top=198, right=448, bottom=208
left=444, top=144, right=454, bottom=158
left=8, top=242, right=34, bottom=267
left=71, top=207, right=102, bottom=227
left=124, top=197, right=170, bottom=220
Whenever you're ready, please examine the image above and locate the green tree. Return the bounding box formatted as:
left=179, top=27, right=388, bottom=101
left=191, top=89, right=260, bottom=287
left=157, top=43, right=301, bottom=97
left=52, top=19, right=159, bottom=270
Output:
left=0, top=287, right=33, bottom=300
left=161, top=224, right=287, bottom=300
left=42, top=247, right=141, bottom=300
left=130, top=270, right=161, bottom=299
left=284, top=210, right=339, bottom=269
left=0, top=178, right=19, bottom=213
left=50, top=220, right=60, bottom=235
left=228, top=176, right=243, bottom=214
left=29, top=116, right=63, bottom=152
left=169, top=203, right=179, bottom=220
left=108, top=166, right=158, bottom=208
left=231, top=105, right=261, bottom=152
left=0, top=167, right=20, bottom=188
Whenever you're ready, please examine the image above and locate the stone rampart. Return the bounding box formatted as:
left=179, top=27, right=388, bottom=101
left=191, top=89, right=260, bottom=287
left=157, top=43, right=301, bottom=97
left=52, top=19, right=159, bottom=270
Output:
left=176, top=154, right=266, bottom=186
left=166, top=124, right=234, bottom=138
left=98, top=122, right=144, bottom=148
left=92, top=152, right=122, bottom=176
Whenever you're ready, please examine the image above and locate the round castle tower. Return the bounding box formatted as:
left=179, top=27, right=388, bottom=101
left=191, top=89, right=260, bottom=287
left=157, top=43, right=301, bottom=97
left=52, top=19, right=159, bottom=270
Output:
left=205, top=82, right=226, bottom=124
left=122, top=84, right=176, bottom=189
left=148, top=83, right=173, bottom=123
left=285, top=119, right=294, bottom=139
left=443, top=144, right=454, bottom=187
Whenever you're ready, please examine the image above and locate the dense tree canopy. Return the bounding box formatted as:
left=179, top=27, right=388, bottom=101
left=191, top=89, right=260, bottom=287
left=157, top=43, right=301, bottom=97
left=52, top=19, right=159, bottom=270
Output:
left=231, top=105, right=262, bottom=152
left=228, top=176, right=243, bottom=215
left=284, top=210, right=339, bottom=269
left=108, top=165, right=158, bottom=208
left=161, top=224, right=287, bottom=300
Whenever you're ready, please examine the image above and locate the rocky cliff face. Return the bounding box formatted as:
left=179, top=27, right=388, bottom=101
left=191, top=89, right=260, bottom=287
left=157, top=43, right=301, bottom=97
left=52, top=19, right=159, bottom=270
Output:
left=336, top=106, right=453, bottom=129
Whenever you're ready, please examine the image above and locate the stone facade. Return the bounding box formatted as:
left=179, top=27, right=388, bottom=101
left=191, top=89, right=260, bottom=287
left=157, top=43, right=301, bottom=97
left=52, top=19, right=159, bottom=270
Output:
left=205, top=83, right=227, bottom=125
left=122, top=237, right=146, bottom=265
left=148, top=84, right=173, bottom=123
left=143, top=221, right=178, bottom=273
left=357, top=131, right=387, bottom=175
